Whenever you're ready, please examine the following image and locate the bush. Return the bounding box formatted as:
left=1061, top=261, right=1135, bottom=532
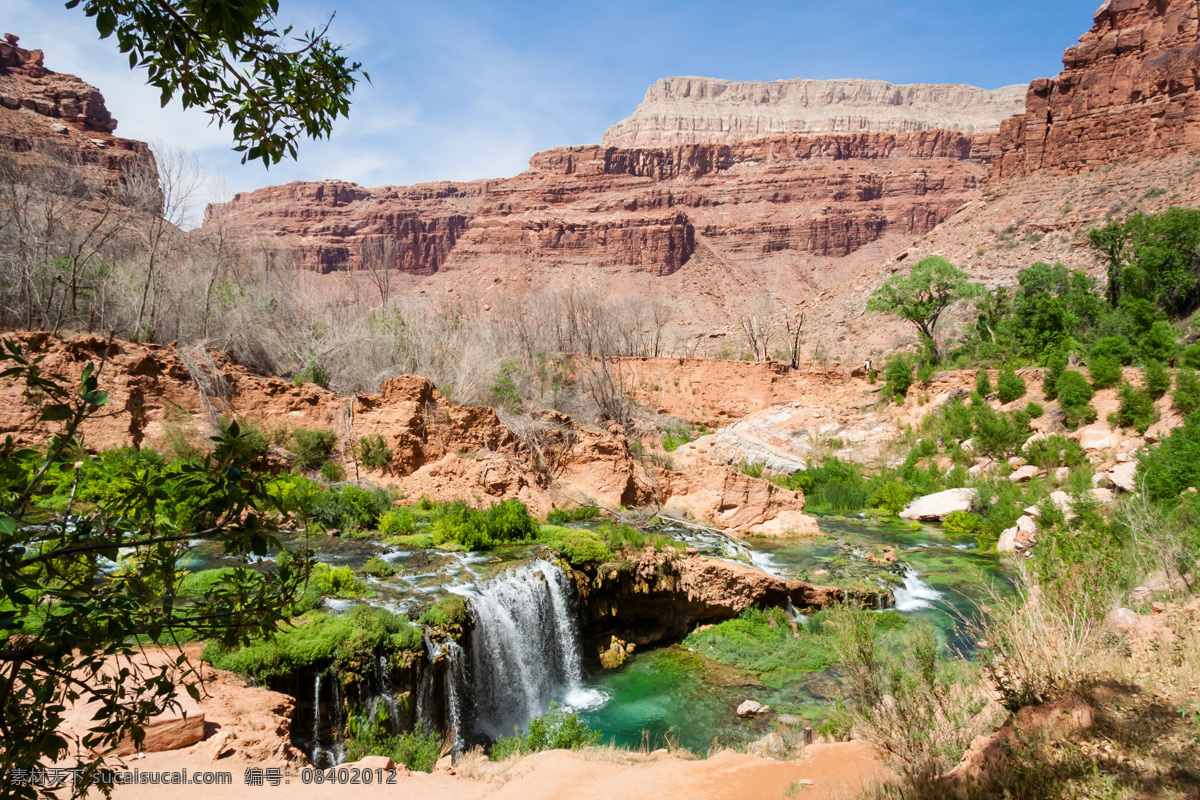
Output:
left=972, top=403, right=1027, bottom=458
left=490, top=704, right=601, bottom=760
left=320, top=460, right=345, bottom=482
left=291, top=428, right=338, bottom=470
left=428, top=499, right=537, bottom=550
left=1138, top=413, right=1200, bottom=503
left=975, top=369, right=992, bottom=396
left=943, top=511, right=984, bottom=535
left=916, top=361, right=935, bottom=383
left=870, top=481, right=914, bottom=516
left=361, top=557, right=395, bottom=579
left=310, top=485, right=394, bottom=531
left=545, top=506, right=600, bottom=525
left=1024, top=435, right=1087, bottom=470
left=1144, top=359, right=1171, bottom=399
left=1114, top=382, right=1159, bottom=434
left=1088, top=356, right=1122, bottom=390
left=379, top=508, right=415, bottom=536
left=418, top=594, right=467, bottom=629
left=1056, top=371, right=1096, bottom=430
left=1175, top=368, right=1200, bottom=415
left=1042, top=350, right=1068, bottom=401
left=313, top=563, right=368, bottom=598
left=1090, top=336, right=1134, bottom=366
left=205, top=606, right=422, bottom=680
left=536, top=525, right=613, bottom=565
left=885, top=354, right=913, bottom=400
left=1137, top=320, right=1179, bottom=364
left=353, top=434, right=393, bottom=470
left=1182, top=343, right=1200, bottom=370
left=996, top=365, right=1027, bottom=404
left=1026, top=401, right=1044, bottom=418
left=345, top=726, right=439, bottom=773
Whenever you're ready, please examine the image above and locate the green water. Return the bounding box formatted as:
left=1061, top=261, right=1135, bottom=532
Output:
left=575, top=518, right=1013, bottom=752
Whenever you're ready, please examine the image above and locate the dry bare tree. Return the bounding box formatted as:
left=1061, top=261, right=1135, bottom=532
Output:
left=784, top=312, right=806, bottom=369
left=361, top=236, right=397, bottom=306
left=737, top=293, right=781, bottom=362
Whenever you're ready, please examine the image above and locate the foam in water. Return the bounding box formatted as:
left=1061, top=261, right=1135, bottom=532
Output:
left=453, top=559, right=599, bottom=739
left=893, top=565, right=942, bottom=611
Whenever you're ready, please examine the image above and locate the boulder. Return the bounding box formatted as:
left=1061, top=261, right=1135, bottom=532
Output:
left=899, top=488, right=980, bottom=521
left=1008, top=456, right=1028, bottom=468
left=1015, top=515, right=1037, bottom=534
left=1108, top=462, right=1137, bottom=493
left=358, top=756, right=399, bottom=771
left=996, top=526, right=1018, bottom=553
left=435, top=755, right=455, bottom=775
left=737, top=700, right=771, bottom=716
left=1090, top=487, right=1114, bottom=504
left=1106, top=607, right=1140, bottom=634
left=1054, top=466, right=1069, bottom=482
left=1008, top=465, right=1041, bottom=483
left=1021, top=432, right=1047, bottom=453
left=1079, top=427, right=1116, bottom=451
left=1092, top=472, right=1112, bottom=489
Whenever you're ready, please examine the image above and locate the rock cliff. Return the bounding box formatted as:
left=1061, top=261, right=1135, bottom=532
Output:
left=0, top=34, right=156, bottom=195
left=995, top=0, right=1200, bottom=180
left=210, top=130, right=996, bottom=283
left=601, top=77, right=1026, bottom=148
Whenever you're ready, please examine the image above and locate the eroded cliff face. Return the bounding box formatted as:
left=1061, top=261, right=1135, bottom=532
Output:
left=995, top=0, right=1200, bottom=180
left=0, top=35, right=156, bottom=194
left=210, top=130, right=995, bottom=282
left=601, top=77, right=1026, bottom=149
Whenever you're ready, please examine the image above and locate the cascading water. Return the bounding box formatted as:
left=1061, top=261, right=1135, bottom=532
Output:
left=893, top=565, right=942, bottom=611
left=372, top=654, right=401, bottom=730
left=453, top=559, right=604, bottom=740
left=415, top=635, right=441, bottom=731
left=310, top=670, right=347, bottom=767
left=444, top=639, right=466, bottom=751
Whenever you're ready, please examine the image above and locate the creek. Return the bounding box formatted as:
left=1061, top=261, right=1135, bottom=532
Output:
left=184, top=515, right=1011, bottom=760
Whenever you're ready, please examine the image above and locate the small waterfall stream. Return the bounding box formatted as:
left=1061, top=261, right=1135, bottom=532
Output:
left=452, top=559, right=602, bottom=740
left=893, top=565, right=943, bottom=611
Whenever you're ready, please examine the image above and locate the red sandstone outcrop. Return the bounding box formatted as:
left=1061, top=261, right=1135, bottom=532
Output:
left=995, top=0, right=1200, bottom=180
left=209, top=130, right=995, bottom=287
left=0, top=35, right=156, bottom=196
left=0, top=333, right=817, bottom=534
left=603, top=77, right=1026, bottom=148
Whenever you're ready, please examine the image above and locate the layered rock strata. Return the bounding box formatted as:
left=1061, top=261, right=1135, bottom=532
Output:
left=602, top=77, right=1026, bottom=148
left=0, top=35, right=156, bottom=194
left=211, top=130, right=996, bottom=279
left=995, top=0, right=1200, bottom=180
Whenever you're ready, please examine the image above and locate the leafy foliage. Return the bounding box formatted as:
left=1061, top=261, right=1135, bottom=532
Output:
left=352, top=433, right=393, bottom=470
left=1090, top=208, right=1200, bottom=316
left=867, top=257, right=984, bottom=359
left=490, top=703, right=601, bottom=760
left=1175, top=369, right=1200, bottom=416
left=996, top=365, right=1027, bottom=404
left=1055, top=371, right=1097, bottom=429
left=428, top=499, right=537, bottom=550
left=0, top=339, right=310, bottom=794
left=290, top=427, right=338, bottom=470
left=885, top=353, right=913, bottom=400
left=1138, top=413, right=1200, bottom=502
left=1114, top=382, right=1159, bottom=434
left=67, top=0, right=367, bottom=165
left=1144, top=360, right=1171, bottom=399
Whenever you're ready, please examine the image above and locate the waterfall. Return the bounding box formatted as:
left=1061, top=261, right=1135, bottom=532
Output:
left=373, top=654, right=401, bottom=730
left=415, top=635, right=441, bottom=731
left=311, top=673, right=322, bottom=765
left=454, top=559, right=603, bottom=740
left=444, top=639, right=466, bottom=752
left=893, top=565, right=942, bottom=611
left=330, top=673, right=346, bottom=765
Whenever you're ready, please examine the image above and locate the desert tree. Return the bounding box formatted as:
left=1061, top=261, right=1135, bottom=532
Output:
left=738, top=293, right=781, bottom=362
left=866, top=256, right=984, bottom=361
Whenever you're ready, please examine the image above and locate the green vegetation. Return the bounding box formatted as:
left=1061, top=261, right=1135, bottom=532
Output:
left=1090, top=208, right=1200, bottom=316
left=427, top=499, right=537, bottom=550
left=345, top=722, right=439, bottom=773
left=546, top=506, right=601, bottom=525
left=360, top=556, right=395, bottom=579
left=1138, top=413, right=1200, bottom=502
left=417, top=594, right=467, bottom=631
left=353, top=433, right=393, bottom=470
left=996, top=365, right=1027, bottom=404
left=290, top=427, right=338, bottom=470
left=490, top=703, right=602, bottom=760
left=309, top=483, right=395, bottom=532
left=1175, top=369, right=1200, bottom=415
left=1114, top=382, right=1159, bottom=434
left=885, top=354, right=914, bottom=400
left=536, top=525, right=614, bottom=565
left=1145, top=359, right=1171, bottom=399
left=975, top=369, right=992, bottom=396
left=867, top=256, right=984, bottom=360
left=1054, top=370, right=1097, bottom=429
left=204, top=605, right=423, bottom=681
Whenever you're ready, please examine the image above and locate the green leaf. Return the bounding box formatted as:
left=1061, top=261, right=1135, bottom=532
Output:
left=40, top=404, right=72, bottom=422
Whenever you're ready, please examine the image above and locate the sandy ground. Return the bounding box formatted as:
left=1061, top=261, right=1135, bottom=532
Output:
left=105, top=741, right=887, bottom=800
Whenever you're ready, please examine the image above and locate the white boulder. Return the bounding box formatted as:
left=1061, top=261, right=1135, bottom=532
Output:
left=898, top=488, right=980, bottom=521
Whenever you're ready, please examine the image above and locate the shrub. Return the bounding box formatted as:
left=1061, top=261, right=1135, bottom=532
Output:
left=1182, top=343, right=1200, bottom=369
left=972, top=404, right=1027, bottom=458
left=428, top=499, right=537, bottom=550
left=536, top=525, right=613, bottom=565
left=885, top=354, right=913, bottom=400
left=870, top=481, right=914, bottom=516
left=361, top=556, right=395, bottom=579
left=1114, top=382, right=1159, bottom=434
left=310, top=485, right=394, bottom=531
left=546, top=506, right=600, bottom=525
left=975, top=369, right=992, bottom=396
left=489, top=360, right=523, bottom=409
left=291, top=428, right=338, bottom=470
left=320, top=460, right=346, bottom=482
left=379, top=508, right=415, bottom=536
left=1175, top=368, right=1200, bottom=415
left=916, top=361, right=935, bottom=383
left=313, top=563, right=367, bottom=598
left=943, top=511, right=984, bottom=535
left=1088, top=356, right=1122, bottom=390
left=996, top=365, right=1027, bottom=404
left=345, top=725, right=439, bottom=773
left=1042, top=350, right=1068, bottom=401
left=418, top=594, right=467, bottom=629
left=1137, top=320, right=1179, bottom=364
left=490, top=704, right=601, bottom=760
left=1090, top=336, right=1134, bottom=366
left=353, top=434, right=393, bottom=470
left=1026, top=401, right=1044, bottom=418
left=1024, top=435, right=1087, bottom=470
left=1144, top=359, right=1171, bottom=399
left=1138, top=413, right=1200, bottom=503
left=1056, top=370, right=1096, bottom=429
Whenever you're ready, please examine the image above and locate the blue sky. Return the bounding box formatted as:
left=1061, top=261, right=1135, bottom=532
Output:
left=9, top=0, right=1099, bottom=216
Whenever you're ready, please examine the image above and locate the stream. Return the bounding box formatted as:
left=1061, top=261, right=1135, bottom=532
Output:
left=181, top=515, right=1012, bottom=759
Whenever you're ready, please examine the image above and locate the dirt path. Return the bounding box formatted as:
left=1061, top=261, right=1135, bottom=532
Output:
left=108, top=741, right=887, bottom=800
